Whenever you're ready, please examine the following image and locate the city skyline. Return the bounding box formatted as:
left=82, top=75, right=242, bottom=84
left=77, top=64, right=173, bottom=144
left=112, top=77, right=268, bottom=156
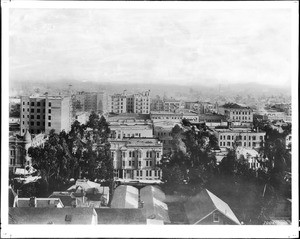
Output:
left=9, top=7, right=292, bottom=87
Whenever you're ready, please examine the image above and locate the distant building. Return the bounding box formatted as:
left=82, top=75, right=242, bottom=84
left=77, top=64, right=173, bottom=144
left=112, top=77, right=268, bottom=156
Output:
left=218, top=103, right=253, bottom=126
left=20, top=93, right=72, bottom=135
left=198, top=113, right=228, bottom=128
left=150, top=111, right=198, bottom=123
left=110, top=138, right=163, bottom=181
left=215, top=128, right=266, bottom=149
left=164, top=99, right=184, bottom=112
left=127, top=90, right=151, bottom=114
left=184, top=189, right=240, bottom=225
left=9, top=117, right=21, bottom=135
left=150, top=96, right=164, bottom=111
left=109, top=92, right=127, bottom=114
left=72, top=91, right=108, bottom=114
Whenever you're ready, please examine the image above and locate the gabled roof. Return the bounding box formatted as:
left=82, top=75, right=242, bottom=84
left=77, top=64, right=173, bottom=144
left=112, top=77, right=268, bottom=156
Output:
left=111, top=185, right=139, bottom=209
left=140, top=186, right=170, bottom=224
left=49, top=192, right=76, bottom=207
left=9, top=207, right=96, bottom=224
left=184, top=189, right=240, bottom=225
left=95, top=208, right=146, bottom=224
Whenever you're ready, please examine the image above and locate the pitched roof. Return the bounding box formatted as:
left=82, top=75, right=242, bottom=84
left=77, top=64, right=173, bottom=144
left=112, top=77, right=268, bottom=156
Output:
left=140, top=186, right=170, bottom=224
left=9, top=208, right=96, bottom=224
left=49, top=192, right=76, bottom=207
left=184, top=189, right=240, bottom=225
left=111, top=185, right=139, bottom=209
left=95, top=208, right=146, bottom=224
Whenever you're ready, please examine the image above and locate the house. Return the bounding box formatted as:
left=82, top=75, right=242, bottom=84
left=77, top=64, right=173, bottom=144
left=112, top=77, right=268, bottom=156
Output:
left=111, top=185, right=139, bottom=209
left=95, top=208, right=146, bottom=224
left=14, top=197, right=64, bottom=208
left=67, top=179, right=110, bottom=207
left=184, top=189, right=240, bottom=225
left=49, top=192, right=77, bottom=208
left=9, top=207, right=98, bottom=224
left=140, top=185, right=170, bottom=224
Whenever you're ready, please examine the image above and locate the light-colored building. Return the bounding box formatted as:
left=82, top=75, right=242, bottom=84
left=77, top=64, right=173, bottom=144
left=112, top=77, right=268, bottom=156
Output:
left=110, top=138, right=163, bottom=181
left=150, top=111, right=198, bottom=123
left=215, top=128, right=266, bottom=149
left=164, top=99, right=184, bottom=112
left=235, top=147, right=262, bottom=170
left=109, top=121, right=153, bottom=140
left=20, top=94, right=72, bottom=135
left=218, top=103, right=253, bottom=126
left=127, top=90, right=151, bottom=114
left=109, top=93, right=127, bottom=114
left=75, top=112, right=90, bottom=125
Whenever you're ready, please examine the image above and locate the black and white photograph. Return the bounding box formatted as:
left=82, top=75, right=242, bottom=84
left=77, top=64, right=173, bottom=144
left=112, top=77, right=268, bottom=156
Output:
left=1, top=1, right=299, bottom=238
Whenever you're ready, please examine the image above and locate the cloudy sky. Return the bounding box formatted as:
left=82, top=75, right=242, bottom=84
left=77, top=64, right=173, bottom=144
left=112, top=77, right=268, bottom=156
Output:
left=9, top=7, right=292, bottom=86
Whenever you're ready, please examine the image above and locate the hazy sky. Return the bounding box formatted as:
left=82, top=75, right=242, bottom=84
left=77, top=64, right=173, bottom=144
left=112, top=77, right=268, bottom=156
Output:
left=9, top=8, right=292, bottom=86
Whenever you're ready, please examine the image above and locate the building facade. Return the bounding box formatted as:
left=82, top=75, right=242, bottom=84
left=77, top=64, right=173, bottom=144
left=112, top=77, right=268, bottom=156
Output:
left=126, top=90, right=151, bottom=114
left=150, top=111, right=199, bottom=123
left=20, top=94, right=72, bottom=135
left=215, top=129, right=266, bottom=149
left=153, top=121, right=178, bottom=154
left=109, top=93, right=127, bottom=114
left=218, top=103, right=253, bottom=126
left=110, top=138, right=163, bottom=181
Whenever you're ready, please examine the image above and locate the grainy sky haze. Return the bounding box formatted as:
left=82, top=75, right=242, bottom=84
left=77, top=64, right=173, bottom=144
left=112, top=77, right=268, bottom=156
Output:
left=9, top=8, right=292, bottom=87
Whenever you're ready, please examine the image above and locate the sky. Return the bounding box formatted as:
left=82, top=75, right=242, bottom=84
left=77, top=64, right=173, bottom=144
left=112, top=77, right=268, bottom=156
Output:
left=9, top=7, right=293, bottom=87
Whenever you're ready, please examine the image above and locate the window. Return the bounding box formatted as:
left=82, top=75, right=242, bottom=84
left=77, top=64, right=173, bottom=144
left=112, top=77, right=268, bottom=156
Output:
left=37, top=122, right=40, bottom=126
left=37, top=109, right=40, bottom=113
left=23, top=108, right=25, bottom=112
left=156, top=152, right=160, bottom=158
left=132, top=161, right=135, bottom=167
left=227, top=135, right=230, bottom=140
left=137, top=171, right=139, bottom=177
left=37, top=102, right=41, bottom=106
left=149, top=171, right=152, bottom=177
left=139, top=161, right=141, bottom=167
left=31, top=115, right=34, bottom=119
left=31, top=102, right=34, bottom=106
left=150, top=161, right=152, bottom=167
left=31, top=109, right=34, bottom=113
left=27, top=102, right=29, bottom=105
left=31, top=122, right=34, bottom=126
left=146, top=161, right=149, bottom=167
left=146, top=171, right=148, bottom=177
left=140, top=170, right=143, bottom=176
left=23, top=121, right=24, bottom=125
left=48, top=116, right=51, bottom=120
left=129, top=151, right=132, bottom=157
left=146, top=151, right=149, bottom=157
left=252, top=136, right=256, bottom=140
left=122, top=161, right=125, bottom=167
left=129, top=161, right=132, bottom=166
left=27, top=109, right=29, bottom=112
left=37, top=115, right=40, bottom=119
left=122, top=152, right=126, bottom=158
left=23, top=102, right=25, bottom=105
left=213, top=213, right=219, bottom=222
left=49, top=102, right=51, bottom=107
left=155, top=171, right=157, bottom=177
left=227, top=142, right=230, bottom=146
left=48, top=122, right=51, bottom=127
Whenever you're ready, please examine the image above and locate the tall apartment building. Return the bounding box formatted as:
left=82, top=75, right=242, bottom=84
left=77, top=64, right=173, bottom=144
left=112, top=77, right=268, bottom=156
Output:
left=109, top=90, right=150, bottom=114
left=150, top=96, right=164, bottom=111
left=127, top=90, right=151, bottom=114
left=20, top=94, right=71, bottom=135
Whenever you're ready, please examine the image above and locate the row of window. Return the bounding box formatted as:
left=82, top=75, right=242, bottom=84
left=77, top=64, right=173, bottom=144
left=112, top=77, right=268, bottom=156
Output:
left=231, top=111, right=251, bottom=115
left=136, top=170, right=160, bottom=177
left=220, top=135, right=264, bottom=141
left=232, top=116, right=251, bottom=121
left=23, top=108, right=51, bottom=114
left=115, top=151, right=160, bottom=158
left=157, top=132, right=172, bottom=137
left=219, top=141, right=260, bottom=147
left=23, top=101, right=52, bottom=107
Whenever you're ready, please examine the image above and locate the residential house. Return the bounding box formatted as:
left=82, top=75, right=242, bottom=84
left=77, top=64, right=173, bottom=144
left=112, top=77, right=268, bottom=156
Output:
left=184, top=189, right=240, bottom=225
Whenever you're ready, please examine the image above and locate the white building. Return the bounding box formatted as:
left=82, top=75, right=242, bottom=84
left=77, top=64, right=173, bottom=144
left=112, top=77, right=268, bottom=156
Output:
left=110, top=138, right=163, bottom=181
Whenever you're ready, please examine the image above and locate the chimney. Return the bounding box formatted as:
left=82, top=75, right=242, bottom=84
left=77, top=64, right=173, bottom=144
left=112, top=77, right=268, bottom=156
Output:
left=29, top=197, right=36, bottom=207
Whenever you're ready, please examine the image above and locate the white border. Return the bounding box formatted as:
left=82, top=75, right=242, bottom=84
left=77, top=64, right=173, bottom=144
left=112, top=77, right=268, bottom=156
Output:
left=1, top=1, right=299, bottom=238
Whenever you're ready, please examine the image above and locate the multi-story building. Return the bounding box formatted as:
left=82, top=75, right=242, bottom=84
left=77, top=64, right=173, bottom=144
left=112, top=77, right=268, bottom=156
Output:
left=109, top=93, right=127, bottom=114
left=127, top=90, right=151, bottom=114
left=218, top=103, right=253, bottom=126
left=215, top=128, right=266, bottom=149
left=72, top=91, right=108, bottom=114
left=150, top=96, right=164, bottom=112
left=163, top=99, right=184, bottom=112
left=198, top=113, right=228, bottom=128
left=20, top=94, right=71, bottom=135
left=110, top=138, right=163, bottom=181
left=9, top=130, right=47, bottom=170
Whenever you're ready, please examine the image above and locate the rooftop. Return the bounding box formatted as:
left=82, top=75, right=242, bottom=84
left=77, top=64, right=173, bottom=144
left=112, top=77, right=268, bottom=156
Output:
left=95, top=208, right=146, bottom=224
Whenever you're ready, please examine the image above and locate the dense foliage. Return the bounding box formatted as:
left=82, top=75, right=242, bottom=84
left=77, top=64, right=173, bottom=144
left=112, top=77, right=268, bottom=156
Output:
left=25, top=112, right=113, bottom=195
